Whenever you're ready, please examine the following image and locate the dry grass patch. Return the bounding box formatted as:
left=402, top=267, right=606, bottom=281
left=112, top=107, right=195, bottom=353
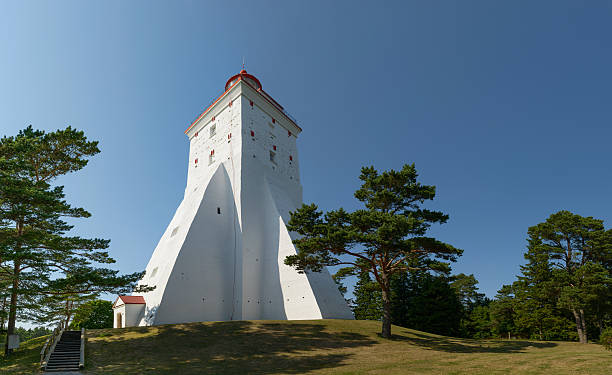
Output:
left=83, top=320, right=612, bottom=375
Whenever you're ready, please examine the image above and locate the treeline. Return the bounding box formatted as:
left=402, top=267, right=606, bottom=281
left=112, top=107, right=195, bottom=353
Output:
left=350, top=211, right=612, bottom=343
left=351, top=269, right=491, bottom=338
left=1, top=299, right=113, bottom=348
left=0, top=326, right=52, bottom=345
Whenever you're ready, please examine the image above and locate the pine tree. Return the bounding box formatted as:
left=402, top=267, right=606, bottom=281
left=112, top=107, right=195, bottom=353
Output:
left=525, top=211, right=612, bottom=343
left=0, top=126, right=149, bottom=354
left=285, top=164, right=462, bottom=338
left=352, top=269, right=382, bottom=320
left=394, top=271, right=463, bottom=336
left=489, top=285, right=517, bottom=339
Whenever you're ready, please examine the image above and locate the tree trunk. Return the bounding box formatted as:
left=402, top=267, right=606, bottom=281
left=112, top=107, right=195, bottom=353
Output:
left=380, top=273, right=392, bottom=339
left=579, top=309, right=588, bottom=343
left=572, top=309, right=588, bottom=344
left=64, top=300, right=74, bottom=330
left=4, top=260, right=20, bottom=355
left=0, top=295, right=6, bottom=331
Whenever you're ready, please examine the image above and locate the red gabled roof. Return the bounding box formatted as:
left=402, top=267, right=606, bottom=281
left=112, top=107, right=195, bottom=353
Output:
left=113, top=295, right=145, bottom=308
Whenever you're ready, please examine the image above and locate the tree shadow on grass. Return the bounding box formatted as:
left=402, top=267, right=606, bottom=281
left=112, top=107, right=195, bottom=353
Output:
left=85, top=321, right=376, bottom=374
left=390, top=329, right=558, bottom=354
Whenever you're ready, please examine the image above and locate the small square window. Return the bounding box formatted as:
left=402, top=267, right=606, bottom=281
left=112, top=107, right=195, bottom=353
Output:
left=210, top=124, right=216, bottom=138
left=269, top=151, right=276, bottom=164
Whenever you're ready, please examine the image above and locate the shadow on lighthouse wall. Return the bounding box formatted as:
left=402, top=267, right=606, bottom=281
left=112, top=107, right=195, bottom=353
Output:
left=155, top=164, right=241, bottom=324
left=240, top=165, right=287, bottom=320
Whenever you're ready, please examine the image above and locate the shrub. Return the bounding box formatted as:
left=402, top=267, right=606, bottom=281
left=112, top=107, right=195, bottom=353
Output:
left=600, top=327, right=612, bottom=351
left=71, top=300, right=113, bottom=329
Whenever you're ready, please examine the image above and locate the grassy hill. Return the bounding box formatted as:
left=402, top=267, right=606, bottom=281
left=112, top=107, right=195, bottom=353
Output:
left=2, top=320, right=611, bottom=374
left=0, top=335, right=48, bottom=374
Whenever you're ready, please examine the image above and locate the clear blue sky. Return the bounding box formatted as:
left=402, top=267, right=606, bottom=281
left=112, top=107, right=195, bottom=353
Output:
left=2, top=1, right=611, bottom=300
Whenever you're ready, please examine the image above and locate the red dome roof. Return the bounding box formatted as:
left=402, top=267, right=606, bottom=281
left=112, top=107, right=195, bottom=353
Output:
left=225, top=69, right=262, bottom=91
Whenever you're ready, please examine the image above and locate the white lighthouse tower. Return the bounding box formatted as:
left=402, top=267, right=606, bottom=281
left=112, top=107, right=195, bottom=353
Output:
left=114, top=70, right=353, bottom=328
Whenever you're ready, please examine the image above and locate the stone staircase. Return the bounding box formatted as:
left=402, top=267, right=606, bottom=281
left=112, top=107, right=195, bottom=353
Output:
left=44, top=330, right=82, bottom=372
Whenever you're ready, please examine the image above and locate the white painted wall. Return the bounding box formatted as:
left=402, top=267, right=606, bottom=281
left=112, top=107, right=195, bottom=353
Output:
left=113, top=305, right=124, bottom=328
left=113, top=303, right=145, bottom=328
left=133, top=78, right=353, bottom=325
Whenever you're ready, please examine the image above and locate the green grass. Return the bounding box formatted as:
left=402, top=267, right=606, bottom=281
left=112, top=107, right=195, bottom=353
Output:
left=82, top=320, right=612, bottom=375
left=0, top=335, right=48, bottom=374
left=2, top=320, right=611, bottom=374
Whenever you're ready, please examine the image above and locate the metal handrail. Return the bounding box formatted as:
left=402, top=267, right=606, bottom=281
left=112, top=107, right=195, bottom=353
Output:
left=40, top=327, right=63, bottom=370
left=39, top=336, right=51, bottom=366
left=79, top=328, right=85, bottom=369
left=40, top=327, right=57, bottom=366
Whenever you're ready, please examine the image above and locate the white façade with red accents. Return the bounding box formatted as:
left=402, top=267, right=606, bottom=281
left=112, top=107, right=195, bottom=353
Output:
left=116, top=70, right=353, bottom=327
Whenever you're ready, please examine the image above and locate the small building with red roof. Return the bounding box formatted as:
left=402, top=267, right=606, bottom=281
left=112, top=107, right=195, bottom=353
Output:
left=112, top=295, right=146, bottom=328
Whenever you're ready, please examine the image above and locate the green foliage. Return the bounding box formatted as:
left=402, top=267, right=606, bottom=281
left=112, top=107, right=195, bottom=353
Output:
left=391, top=271, right=463, bottom=337
left=285, top=164, right=462, bottom=338
left=525, top=211, right=612, bottom=343
left=450, top=273, right=486, bottom=308
left=0, top=126, right=151, bottom=352
left=14, top=326, right=51, bottom=342
left=352, top=270, right=382, bottom=321
left=489, top=211, right=612, bottom=343
left=449, top=273, right=492, bottom=338
left=71, top=300, right=113, bottom=329
left=352, top=267, right=469, bottom=337
left=600, top=327, right=612, bottom=351
left=461, top=304, right=492, bottom=339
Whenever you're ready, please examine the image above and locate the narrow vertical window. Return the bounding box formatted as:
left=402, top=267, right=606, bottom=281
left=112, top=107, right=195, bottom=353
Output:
left=210, top=124, right=216, bottom=138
